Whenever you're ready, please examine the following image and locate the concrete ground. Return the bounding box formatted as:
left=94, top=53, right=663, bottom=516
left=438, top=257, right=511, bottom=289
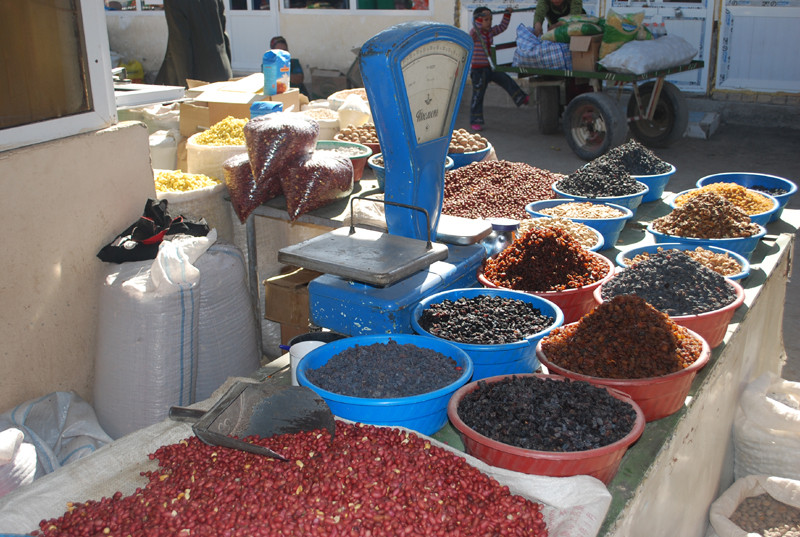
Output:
left=454, top=88, right=800, bottom=381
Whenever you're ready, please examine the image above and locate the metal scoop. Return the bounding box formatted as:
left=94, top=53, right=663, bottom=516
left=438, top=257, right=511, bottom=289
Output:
left=169, top=381, right=335, bottom=461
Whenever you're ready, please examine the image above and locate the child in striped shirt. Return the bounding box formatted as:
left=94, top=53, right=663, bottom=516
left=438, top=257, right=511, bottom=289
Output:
left=469, top=6, right=529, bottom=131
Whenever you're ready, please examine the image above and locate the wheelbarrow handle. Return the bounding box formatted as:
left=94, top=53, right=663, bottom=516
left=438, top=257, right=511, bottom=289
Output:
left=168, top=406, right=206, bottom=423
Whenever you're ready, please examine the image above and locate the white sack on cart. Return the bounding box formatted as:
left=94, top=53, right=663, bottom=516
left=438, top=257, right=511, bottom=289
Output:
left=0, top=377, right=612, bottom=537
left=733, top=371, right=800, bottom=481
left=0, top=392, right=111, bottom=482
left=193, top=243, right=261, bottom=401
left=93, top=232, right=216, bottom=440
left=597, top=35, right=697, bottom=75
left=709, top=474, right=800, bottom=537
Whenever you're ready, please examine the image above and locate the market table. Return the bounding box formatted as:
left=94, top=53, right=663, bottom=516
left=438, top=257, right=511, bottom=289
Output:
left=1, top=186, right=796, bottom=537
left=243, top=185, right=798, bottom=537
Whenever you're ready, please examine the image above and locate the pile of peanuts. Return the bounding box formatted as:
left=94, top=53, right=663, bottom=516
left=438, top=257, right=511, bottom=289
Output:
left=675, top=183, right=775, bottom=215
left=443, top=160, right=561, bottom=220
left=448, top=128, right=489, bottom=154
left=536, top=201, right=627, bottom=219
left=519, top=217, right=601, bottom=250
left=34, top=423, right=548, bottom=537
left=335, top=124, right=379, bottom=145
left=193, top=116, right=247, bottom=146
left=729, top=493, right=800, bottom=536
left=154, top=170, right=220, bottom=192
left=626, top=246, right=743, bottom=277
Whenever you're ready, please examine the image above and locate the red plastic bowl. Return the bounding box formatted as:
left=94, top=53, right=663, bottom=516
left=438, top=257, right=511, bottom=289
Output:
left=593, top=278, right=745, bottom=348
left=536, top=328, right=711, bottom=422
left=478, top=251, right=615, bottom=324
left=447, top=373, right=645, bottom=484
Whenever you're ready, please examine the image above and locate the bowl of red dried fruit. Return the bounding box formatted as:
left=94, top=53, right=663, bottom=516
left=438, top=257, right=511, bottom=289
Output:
left=478, top=226, right=615, bottom=324
left=537, top=295, right=711, bottom=422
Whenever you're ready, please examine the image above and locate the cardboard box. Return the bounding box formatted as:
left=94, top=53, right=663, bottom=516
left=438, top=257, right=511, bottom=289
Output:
left=263, top=266, right=323, bottom=326
left=179, top=74, right=302, bottom=137
left=570, top=35, right=603, bottom=72
left=309, top=68, right=348, bottom=100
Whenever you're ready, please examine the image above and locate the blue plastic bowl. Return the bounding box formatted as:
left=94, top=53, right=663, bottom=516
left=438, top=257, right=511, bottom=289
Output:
left=525, top=198, right=634, bottom=251
left=646, top=222, right=767, bottom=261
left=633, top=164, right=676, bottom=203
left=411, top=288, right=564, bottom=381
left=616, top=242, right=751, bottom=281
left=552, top=180, right=649, bottom=216
left=669, top=187, right=779, bottom=228
left=368, top=153, right=454, bottom=191
left=448, top=143, right=492, bottom=169
left=296, top=334, right=473, bottom=436
left=696, top=173, right=798, bottom=223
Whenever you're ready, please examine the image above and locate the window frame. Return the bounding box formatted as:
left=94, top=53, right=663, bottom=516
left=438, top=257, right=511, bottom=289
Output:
left=1, top=1, right=117, bottom=153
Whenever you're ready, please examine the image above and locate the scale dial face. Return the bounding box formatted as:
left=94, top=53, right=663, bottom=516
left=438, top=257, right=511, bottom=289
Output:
left=400, top=40, right=469, bottom=144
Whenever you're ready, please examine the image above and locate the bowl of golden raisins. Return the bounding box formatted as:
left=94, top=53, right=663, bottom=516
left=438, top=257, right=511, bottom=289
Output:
left=447, top=128, right=491, bottom=169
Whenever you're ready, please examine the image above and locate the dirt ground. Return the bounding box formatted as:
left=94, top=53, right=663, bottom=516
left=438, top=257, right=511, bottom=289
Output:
left=454, top=98, right=800, bottom=381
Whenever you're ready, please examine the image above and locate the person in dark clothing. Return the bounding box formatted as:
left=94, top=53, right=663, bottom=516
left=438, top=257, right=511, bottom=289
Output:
left=155, top=0, right=233, bottom=88
left=533, top=0, right=584, bottom=36
left=469, top=6, right=529, bottom=131
left=269, top=36, right=310, bottom=98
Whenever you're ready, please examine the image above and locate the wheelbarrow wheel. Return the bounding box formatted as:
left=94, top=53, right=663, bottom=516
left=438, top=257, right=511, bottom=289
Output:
left=536, top=86, right=560, bottom=134
left=627, top=81, right=688, bottom=148
left=563, top=92, right=628, bottom=161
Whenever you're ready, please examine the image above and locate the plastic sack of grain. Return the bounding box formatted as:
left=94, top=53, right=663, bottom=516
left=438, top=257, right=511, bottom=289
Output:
left=709, top=475, right=800, bottom=537
left=186, top=132, right=247, bottom=182
left=733, top=372, right=800, bottom=481
left=542, top=21, right=604, bottom=43
left=599, top=10, right=648, bottom=59
left=93, top=232, right=216, bottom=439
left=155, top=170, right=234, bottom=243
left=193, top=243, right=261, bottom=401
left=598, top=35, right=697, bottom=74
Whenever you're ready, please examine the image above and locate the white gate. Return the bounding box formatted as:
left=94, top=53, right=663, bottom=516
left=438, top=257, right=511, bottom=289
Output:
left=226, top=0, right=281, bottom=74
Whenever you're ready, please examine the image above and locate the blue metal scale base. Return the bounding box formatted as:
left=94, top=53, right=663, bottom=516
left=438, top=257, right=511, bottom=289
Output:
left=308, top=243, right=485, bottom=336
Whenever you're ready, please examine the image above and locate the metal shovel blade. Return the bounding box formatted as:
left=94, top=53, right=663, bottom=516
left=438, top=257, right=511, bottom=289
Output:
left=169, top=382, right=335, bottom=461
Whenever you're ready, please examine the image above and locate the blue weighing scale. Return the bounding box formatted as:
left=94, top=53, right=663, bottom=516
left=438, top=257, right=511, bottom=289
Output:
left=278, top=22, right=491, bottom=335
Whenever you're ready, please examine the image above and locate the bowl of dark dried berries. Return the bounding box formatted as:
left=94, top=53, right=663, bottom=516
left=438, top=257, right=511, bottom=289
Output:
left=297, top=334, right=473, bottom=435
left=697, top=172, right=797, bottom=223
left=411, top=288, right=564, bottom=381
left=448, top=373, right=645, bottom=484
left=537, top=295, right=711, bottom=421
left=597, top=250, right=746, bottom=348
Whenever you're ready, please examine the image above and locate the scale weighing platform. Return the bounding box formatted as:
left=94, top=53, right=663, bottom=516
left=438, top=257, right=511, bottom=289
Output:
left=278, top=22, right=487, bottom=336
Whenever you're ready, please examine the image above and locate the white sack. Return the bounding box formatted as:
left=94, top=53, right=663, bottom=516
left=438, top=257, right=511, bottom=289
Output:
left=93, top=233, right=215, bottom=439
left=337, top=93, right=371, bottom=130
left=156, top=177, right=234, bottom=243
left=733, top=372, right=800, bottom=481
left=0, top=429, right=36, bottom=498
left=709, top=475, right=800, bottom=537
left=186, top=132, right=247, bottom=181
left=193, top=244, right=261, bottom=401
left=149, top=129, right=180, bottom=171
left=598, top=35, right=697, bottom=75
left=0, top=392, right=111, bottom=480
